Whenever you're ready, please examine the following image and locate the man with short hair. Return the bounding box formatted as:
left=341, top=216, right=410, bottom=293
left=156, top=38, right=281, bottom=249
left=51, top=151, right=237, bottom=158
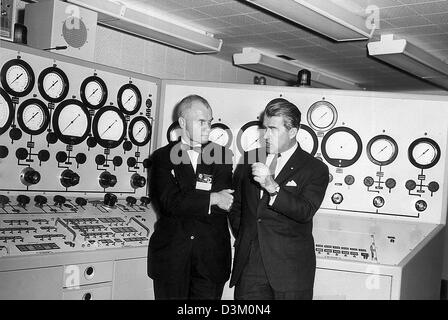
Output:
left=229, top=98, right=329, bottom=300
left=148, top=94, right=234, bottom=299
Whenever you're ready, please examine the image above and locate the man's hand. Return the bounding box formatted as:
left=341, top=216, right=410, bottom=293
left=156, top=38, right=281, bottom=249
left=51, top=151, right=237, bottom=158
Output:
left=252, top=162, right=277, bottom=194
left=210, top=189, right=234, bottom=211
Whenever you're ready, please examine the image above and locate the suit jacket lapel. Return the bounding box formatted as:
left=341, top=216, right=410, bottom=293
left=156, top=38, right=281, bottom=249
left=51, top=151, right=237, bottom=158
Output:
left=274, top=146, right=309, bottom=186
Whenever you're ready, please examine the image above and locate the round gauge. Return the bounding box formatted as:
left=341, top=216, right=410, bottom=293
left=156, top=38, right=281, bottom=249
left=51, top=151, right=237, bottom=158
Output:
left=0, top=87, right=14, bottom=135
left=117, top=83, right=141, bottom=115
left=209, top=123, right=233, bottom=148
left=80, top=75, right=108, bottom=110
left=128, top=116, right=151, bottom=147
left=37, top=66, right=69, bottom=103
left=408, top=137, right=441, bottom=169
left=296, top=124, right=318, bottom=156
left=166, top=121, right=182, bottom=143
left=52, top=99, right=91, bottom=145
left=92, top=106, right=127, bottom=148
left=236, top=120, right=265, bottom=154
left=307, top=100, right=338, bottom=131
left=1, top=58, right=35, bottom=97
left=321, top=127, right=362, bottom=168
left=16, top=99, right=50, bottom=135
left=367, top=135, right=398, bottom=166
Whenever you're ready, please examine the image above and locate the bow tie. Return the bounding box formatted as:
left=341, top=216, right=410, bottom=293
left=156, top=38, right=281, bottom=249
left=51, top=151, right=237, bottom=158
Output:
left=180, top=143, right=202, bottom=153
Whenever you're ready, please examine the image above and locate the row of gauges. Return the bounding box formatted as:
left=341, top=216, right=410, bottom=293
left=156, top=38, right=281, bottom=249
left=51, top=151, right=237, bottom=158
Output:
left=0, top=88, right=151, bottom=148
left=166, top=100, right=441, bottom=170
left=0, top=58, right=143, bottom=113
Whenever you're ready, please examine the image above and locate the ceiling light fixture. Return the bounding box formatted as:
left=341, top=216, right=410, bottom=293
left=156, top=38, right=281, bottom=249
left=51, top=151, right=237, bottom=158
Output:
left=66, top=0, right=223, bottom=54
left=245, top=0, right=372, bottom=42
left=368, top=34, right=448, bottom=90
left=233, top=47, right=361, bottom=90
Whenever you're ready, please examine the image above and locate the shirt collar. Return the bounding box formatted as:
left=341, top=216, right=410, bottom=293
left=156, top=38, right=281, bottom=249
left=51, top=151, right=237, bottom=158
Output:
left=181, top=137, right=201, bottom=148
left=278, top=142, right=298, bottom=160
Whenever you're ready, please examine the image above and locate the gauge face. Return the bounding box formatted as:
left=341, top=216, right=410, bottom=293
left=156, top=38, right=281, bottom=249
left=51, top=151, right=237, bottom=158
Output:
left=129, top=116, right=151, bottom=147
left=209, top=123, right=233, bottom=148
left=0, top=88, right=14, bottom=135
left=321, top=127, right=362, bottom=168
left=296, top=124, right=318, bottom=156
left=80, top=76, right=108, bottom=110
left=53, top=99, right=91, bottom=145
left=307, top=100, right=338, bottom=131
left=17, top=99, right=50, bottom=135
left=117, top=83, right=141, bottom=115
left=367, top=135, right=398, bottom=166
left=167, top=121, right=182, bottom=143
left=93, top=106, right=127, bottom=148
left=236, top=120, right=266, bottom=154
left=408, top=137, right=441, bottom=169
left=38, top=66, right=69, bottom=103
left=1, top=59, right=35, bottom=97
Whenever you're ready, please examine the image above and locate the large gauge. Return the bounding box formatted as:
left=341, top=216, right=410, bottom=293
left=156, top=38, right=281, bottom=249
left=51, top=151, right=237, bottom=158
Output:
left=128, top=116, right=151, bottom=147
left=166, top=121, right=182, bottom=143
left=117, top=83, right=142, bottom=115
left=209, top=123, right=233, bottom=148
left=92, top=106, right=127, bottom=148
left=16, top=99, right=50, bottom=135
left=80, top=75, right=108, bottom=110
left=0, top=87, right=14, bottom=135
left=321, top=127, right=362, bottom=168
left=296, top=124, right=318, bottom=156
left=367, top=135, right=398, bottom=166
left=408, top=137, right=441, bottom=169
left=37, top=66, right=69, bottom=103
left=1, top=58, right=35, bottom=97
left=52, top=99, right=91, bottom=145
left=307, top=100, right=338, bottom=131
left=236, top=120, right=265, bottom=154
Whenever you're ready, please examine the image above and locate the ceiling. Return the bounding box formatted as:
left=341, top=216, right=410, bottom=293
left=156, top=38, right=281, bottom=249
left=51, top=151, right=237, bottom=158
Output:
left=88, top=0, right=448, bottom=91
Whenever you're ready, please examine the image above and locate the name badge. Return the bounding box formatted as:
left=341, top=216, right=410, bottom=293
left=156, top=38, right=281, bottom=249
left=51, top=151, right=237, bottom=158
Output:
left=196, top=173, right=213, bottom=191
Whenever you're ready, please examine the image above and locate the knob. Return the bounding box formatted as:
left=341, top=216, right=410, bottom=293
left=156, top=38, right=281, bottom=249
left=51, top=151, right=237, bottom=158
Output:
left=373, top=196, right=385, bottom=208
left=99, top=171, right=117, bottom=189
left=123, top=141, right=132, bottom=152
left=9, top=127, right=22, bottom=141
left=75, top=153, right=87, bottom=165
left=53, top=195, right=66, bottom=206
left=126, top=196, right=137, bottom=206
left=405, top=180, right=417, bottom=191
left=385, top=178, right=396, bottom=189
left=75, top=197, right=87, bottom=207
left=428, top=181, right=439, bottom=193
left=140, top=196, right=150, bottom=207
left=363, top=176, right=374, bottom=187
left=113, top=156, right=123, bottom=167
left=20, top=167, right=41, bottom=186
left=104, top=193, right=117, bottom=207
left=60, top=169, right=80, bottom=188
left=95, top=154, right=106, bottom=166
left=56, top=151, right=68, bottom=163
left=344, top=175, right=355, bottom=186
left=38, top=150, right=50, bottom=162
left=0, top=195, right=10, bottom=207
left=87, top=137, right=97, bottom=148
left=331, top=193, right=343, bottom=205
left=127, top=157, right=137, bottom=168
left=34, top=195, right=47, bottom=207
left=0, top=146, right=8, bottom=159
left=16, top=148, right=28, bottom=160
left=415, top=200, right=427, bottom=212
left=46, top=132, right=58, bottom=144
left=17, top=195, right=30, bottom=207
left=131, top=173, right=146, bottom=189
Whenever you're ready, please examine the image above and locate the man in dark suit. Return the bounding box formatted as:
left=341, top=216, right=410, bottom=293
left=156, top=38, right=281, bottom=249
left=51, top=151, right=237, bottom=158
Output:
left=148, top=95, right=234, bottom=299
left=229, top=98, right=329, bottom=300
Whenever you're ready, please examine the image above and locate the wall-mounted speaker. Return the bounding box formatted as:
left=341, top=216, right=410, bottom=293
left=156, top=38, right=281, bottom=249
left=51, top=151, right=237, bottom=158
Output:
left=24, top=0, right=98, bottom=61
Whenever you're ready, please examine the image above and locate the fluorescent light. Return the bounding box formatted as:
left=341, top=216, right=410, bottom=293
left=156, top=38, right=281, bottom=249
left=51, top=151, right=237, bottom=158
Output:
left=66, top=0, right=223, bottom=54
left=245, top=0, right=371, bottom=42
left=368, top=34, right=448, bottom=90
left=233, top=47, right=361, bottom=90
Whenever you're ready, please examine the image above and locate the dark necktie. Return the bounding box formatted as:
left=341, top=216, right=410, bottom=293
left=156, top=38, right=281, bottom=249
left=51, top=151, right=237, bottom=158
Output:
left=269, top=153, right=280, bottom=178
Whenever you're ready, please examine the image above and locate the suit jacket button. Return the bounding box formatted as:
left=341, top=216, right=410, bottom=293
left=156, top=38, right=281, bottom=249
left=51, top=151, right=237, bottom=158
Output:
left=257, top=218, right=262, bottom=223
left=190, top=235, right=195, bottom=240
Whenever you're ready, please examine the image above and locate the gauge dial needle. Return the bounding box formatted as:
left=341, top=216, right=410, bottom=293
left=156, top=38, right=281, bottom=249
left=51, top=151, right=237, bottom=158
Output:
left=418, top=148, right=430, bottom=158
left=248, top=138, right=260, bottom=148
left=26, top=112, right=39, bottom=123
left=318, top=112, right=328, bottom=120
left=62, top=114, right=81, bottom=133
left=101, top=120, right=117, bottom=136
left=136, top=127, right=144, bottom=136
left=47, top=80, right=59, bottom=91
left=88, top=88, right=98, bottom=98
left=378, top=146, right=388, bottom=154
left=124, top=95, right=134, bottom=105
left=11, top=73, right=23, bottom=84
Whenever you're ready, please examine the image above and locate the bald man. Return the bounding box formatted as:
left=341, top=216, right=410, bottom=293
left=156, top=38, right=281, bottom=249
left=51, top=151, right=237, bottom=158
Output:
left=148, top=95, right=234, bottom=299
